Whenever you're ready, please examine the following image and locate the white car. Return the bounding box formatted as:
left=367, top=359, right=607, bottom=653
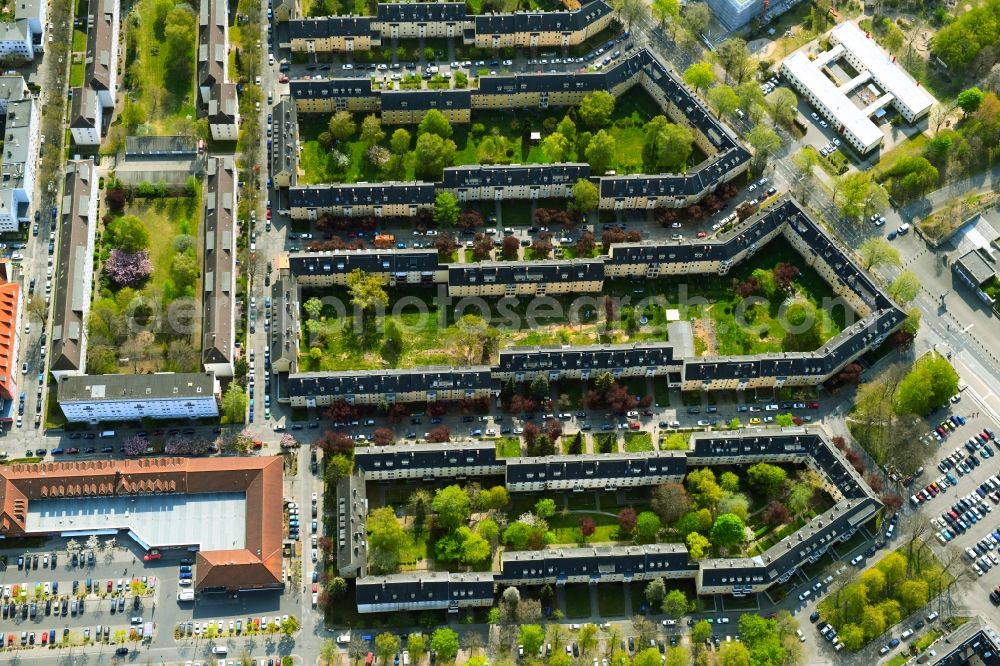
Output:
left=342, top=64, right=353, bottom=70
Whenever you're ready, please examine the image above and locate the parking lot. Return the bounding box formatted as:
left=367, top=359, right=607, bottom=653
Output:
left=0, top=538, right=155, bottom=650
left=908, top=406, right=1000, bottom=607
left=0, top=534, right=302, bottom=658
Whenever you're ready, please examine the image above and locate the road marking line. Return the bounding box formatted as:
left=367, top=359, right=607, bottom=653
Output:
left=963, top=323, right=975, bottom=333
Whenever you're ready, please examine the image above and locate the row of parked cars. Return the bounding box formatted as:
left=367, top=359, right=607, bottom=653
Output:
left=808, top=611, right=845, bottom=651
left=929, top=475, right=1000, bottom=544
left=913, top=426, right=994, bottom=506
left=876, top=612, right=940, bottom=655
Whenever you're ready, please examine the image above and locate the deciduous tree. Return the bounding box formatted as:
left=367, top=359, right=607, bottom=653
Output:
left=328, top=111, right=356, bottom=141
left=578, top=91, right=616, bottom=129
left=683, top=61, right=715, bottom=94
left=858, top=237, right=901, bottom=270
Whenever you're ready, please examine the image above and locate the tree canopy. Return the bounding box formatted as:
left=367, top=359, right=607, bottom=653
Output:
left=683, top=61, right=715, bottom=94
left=418, top=109, right=453, bottom=138
left=578, top=91, right=616, bottom=129
left=895, top=354, right=959, bottom=416
left=710, top=513, right=746, bottom=547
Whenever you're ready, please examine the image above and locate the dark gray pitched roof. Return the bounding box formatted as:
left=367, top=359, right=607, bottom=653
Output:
left=356, top=572, right=495, bottom=608
left=201, top=156, right=236, bottom=368
left=51, top=159, right=96, bottom=374
left=497, top=343, right=676, bottom=374
left=498, top=544, right=694, bottom=583
left=84, top=0, right=116, bottom=92
left=442, top=163, right=590, bottom=189
left=474, top=0, right=611, bottom=34
left=505, top=451, right=687, bottom=485
left=288, top=366, right=493, bottom=400
left=354, top=442, right=500, bottom=474
left=289, top=77, right=374, bottom=100
left=376, top=1, right=466, bottom=22
left=447, top=259, right=604, bottom=287
left=287, top=16, right=372, bottom=40
left=271, top=95, right=298, bottom=184
left=288, top=248, right=439, bottom=278
left=380, top=89, right=472, bottom=112
left=289, top=182, right=435, bottom=208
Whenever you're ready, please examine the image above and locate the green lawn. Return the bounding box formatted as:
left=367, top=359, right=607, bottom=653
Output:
left=496, top=437, right=521, bottom=458
left=127, top=0, right=198, bottom=132
left=122, top=196, right=202, bottom=298
left=69, top=62, right=84, bottom=87
left=699, top=237, right=850, bottom=355
left=913, top=630, right=942, bottom=653
left=72, top=29, right=87, bottom=51
left=398, top=529, right=428, bottom=566
left=873, top=133, right=929, bottom=180
left=623, top=431, right=653, bottom=452
left=563, top=584, right=592, bottom=619
left=300, top=235, right=850, bottom=370
left=660, top=433, right=689, bottom=451
left=550, top=512, right=620, bottom=545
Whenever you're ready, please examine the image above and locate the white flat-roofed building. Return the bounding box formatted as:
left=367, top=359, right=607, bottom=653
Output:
left=781, top=51, right=884, bottom=154
left=829, top=21, right=934, bottom=123
left=58, top=372, right=220, bottom=423
left=781, top=21, right=935, bottom=156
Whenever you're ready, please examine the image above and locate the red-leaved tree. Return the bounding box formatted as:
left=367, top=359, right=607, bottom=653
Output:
left=426, top=426, right=450, bottom=443
left=618, top=508, right=637, bottom=535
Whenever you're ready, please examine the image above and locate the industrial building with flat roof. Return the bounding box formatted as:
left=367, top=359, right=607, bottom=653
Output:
left=0, top=456, right=284, bottom=593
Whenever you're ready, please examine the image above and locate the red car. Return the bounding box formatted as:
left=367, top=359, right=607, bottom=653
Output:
left=312, top=583, right=318, bottom=593
left=66, top=447, right=79, bottom=454
left=143, top=549, right=161, bottom=562
left=808, top=402, right=820, bottom=409
left=266, top=209, right=272, bottom=220
left=629, top=422, right=641, bottom=430
left=107, top=580, right=113, bottom=592
left=696, top=231, right=707, bottom=238
left=278, top=75, right=289, bottom=83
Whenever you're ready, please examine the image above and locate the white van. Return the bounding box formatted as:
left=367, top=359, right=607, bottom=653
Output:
left=212, top=646, right=228, bottom=655
left=99, top=430, right=116, bottom=438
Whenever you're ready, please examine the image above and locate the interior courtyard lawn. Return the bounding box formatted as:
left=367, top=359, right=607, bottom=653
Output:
left=652, top=236, right=853, bottom=356
left=122, top=196, right=202, bottom=298
left=549, top=512, right=620, bottom=544
left=298, top=287, right=640, bottom=371
left=126, top=0, right=198, bottom=132
left=299, top=234, right=852, bottom=370
left=295, top=87, right=706, bottom=185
